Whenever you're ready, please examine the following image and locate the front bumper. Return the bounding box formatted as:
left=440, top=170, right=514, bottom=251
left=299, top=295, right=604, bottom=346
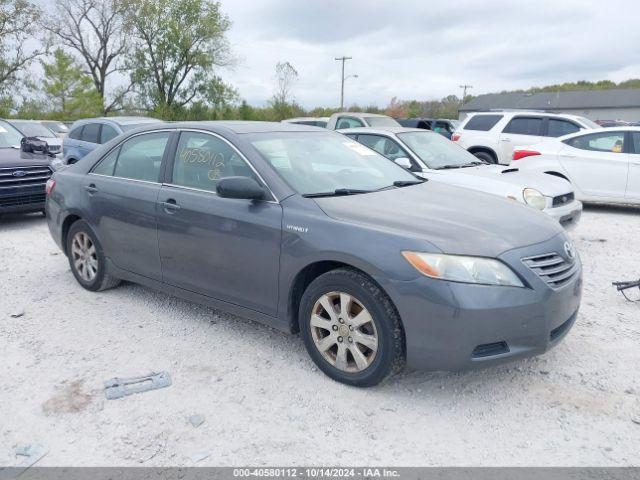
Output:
left=376, top=233, right=582, bottom=371
left=543, top=200, right=582, bottom=230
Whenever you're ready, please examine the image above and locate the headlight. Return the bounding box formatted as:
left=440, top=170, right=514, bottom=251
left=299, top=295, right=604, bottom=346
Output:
left=523, top=188, right=546, bottom=210
left=402, top=251, right=524, bottom=287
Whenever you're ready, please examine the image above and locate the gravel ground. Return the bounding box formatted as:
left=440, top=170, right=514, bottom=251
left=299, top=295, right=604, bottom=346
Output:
left=1, top=205, right=639, bottom=467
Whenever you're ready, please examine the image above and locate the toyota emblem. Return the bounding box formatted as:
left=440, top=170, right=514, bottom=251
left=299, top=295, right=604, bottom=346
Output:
left=564, top=241, right=576, bottom=260
left=12, top=170, right=26, bottom=177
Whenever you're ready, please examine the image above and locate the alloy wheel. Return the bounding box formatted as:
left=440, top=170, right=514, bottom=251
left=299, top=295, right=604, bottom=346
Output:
left=71, top=231, right=98, bottom=282
left=310, top=291, right=379, bottom=373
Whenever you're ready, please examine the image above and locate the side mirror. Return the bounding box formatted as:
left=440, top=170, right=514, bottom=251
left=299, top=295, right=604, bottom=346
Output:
left=216, top=176, right=266, bottom=200
left=394, top=157, right=412, bottom=170
left=21, top=137, right=47, bottom=153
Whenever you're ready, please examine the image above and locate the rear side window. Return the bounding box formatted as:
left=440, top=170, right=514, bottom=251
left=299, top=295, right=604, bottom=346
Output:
left=92, top=147, right=119, bottom=176
left=547, top=119, right=580, bottom=137
left=335, top=117, right=365, bottom=129
left=463, top=115, right=503, bottom=131
left=113, top=132, right=171, bottom=182
left=100, top=124, right=119, bottom=144
left=632, top=132, right=640, bottom=154
left=68, top=126, right=83, bottom=140
left=565, top=132, right=625, bottom=153
left=503, top=117, right=543, bottom=135
left=81, top=123, right=100, bottom=143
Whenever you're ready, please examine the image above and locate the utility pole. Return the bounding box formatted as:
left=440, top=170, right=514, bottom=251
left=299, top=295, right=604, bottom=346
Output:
left=335, top=56, right=352, bottom=110
left=459, top=84, right=473, bottom=105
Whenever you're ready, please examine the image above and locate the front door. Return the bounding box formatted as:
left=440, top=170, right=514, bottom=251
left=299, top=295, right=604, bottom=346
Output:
left=559, top=130, right=629, bottom=198
left=626, top=132, right=640, bottom=200
left=85, top=131, right=173, bottom=280
left=157, top=130, right=283, bottom=316
left=499, top=116, right=544, bottom=163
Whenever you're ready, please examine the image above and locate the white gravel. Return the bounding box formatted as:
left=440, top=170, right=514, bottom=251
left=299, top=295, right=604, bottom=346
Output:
left=1, top=206, right=639, bottom=467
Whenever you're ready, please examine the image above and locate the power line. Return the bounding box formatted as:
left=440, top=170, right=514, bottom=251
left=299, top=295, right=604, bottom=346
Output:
left=335, top=56, right=352, bottom=110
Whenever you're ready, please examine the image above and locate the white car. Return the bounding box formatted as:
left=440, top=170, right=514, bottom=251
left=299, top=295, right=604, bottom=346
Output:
left=281, top=117, right=329, bottom=128
left=512, top=127, right=640, bottom=204
left=327, top=112, right=400, bottom=130
left=341, top=127, right=582, bottom=229
left=453, top=111, right=600, bottom=165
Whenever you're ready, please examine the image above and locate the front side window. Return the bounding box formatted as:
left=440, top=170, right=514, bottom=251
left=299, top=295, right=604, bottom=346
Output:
left=100, top=124, right=119, bottom=144
left=357, top=134, right=409, bottom=161
left=633, top=132, right=640, bottom=154
left=503, top=117, right=543, bottom=135
left=335, top=117, right=365, bottom=129
left=68, top=126, right=83, bottom=140
left=81, top=123, right=100, bottom=143
left=398, top=131, right=481, bottom=169
left=565, top=132, right=625, bottom=153
left=113, top=132, right=170, bottom=182
left=172, top=131, right=259, bottom=192
left=463, top=114, right=503, bottom=131
left=11, top=121, right=56, bottom=138
left=248, top=131, right=417, bottom=196
left=547, top=119, right=580, bottom=137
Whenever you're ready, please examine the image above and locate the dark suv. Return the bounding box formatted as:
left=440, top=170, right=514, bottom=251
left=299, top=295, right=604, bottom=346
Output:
left=0, top=120, right=55, bottom=215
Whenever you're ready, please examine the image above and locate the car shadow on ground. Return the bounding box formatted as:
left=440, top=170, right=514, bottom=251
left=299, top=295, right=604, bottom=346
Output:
left=583, top=203, right=640, bottom=214
left=0, top=212, right=46, bottom=230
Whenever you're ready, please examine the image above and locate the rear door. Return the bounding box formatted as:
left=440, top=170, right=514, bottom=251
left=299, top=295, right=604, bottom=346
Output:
left=85, top=130, right=173, bottom=280
left=499, top=116, right=544, bottom=162
left=78, top=122, right=101, bottom=158
left=626, top=131, right=640, bottom=200
left=559, top=131, right=629, bottom=198
left=157, top=130, right=283, bottom=316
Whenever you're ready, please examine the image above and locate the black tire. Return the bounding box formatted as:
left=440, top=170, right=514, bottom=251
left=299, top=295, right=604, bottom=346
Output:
left=299, top=268, right=405, bottom=387
left=471, top=150, right=497, bottom=164
left=66, top=219, right=120, bottom=292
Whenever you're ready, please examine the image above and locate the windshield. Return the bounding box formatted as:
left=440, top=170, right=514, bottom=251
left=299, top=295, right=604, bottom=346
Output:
left=11, top=121, right=56, bottom=138
left=43, top=121, right=69, bottom=133
left=398, top=131, right=482, bottom=169
left=366, top=116, right=400, bottom=127
left=576, top=116, right=601, bottom=129
left=0, top=121, right=24, bottom=148
left=248, top=131, right=418, bottom=195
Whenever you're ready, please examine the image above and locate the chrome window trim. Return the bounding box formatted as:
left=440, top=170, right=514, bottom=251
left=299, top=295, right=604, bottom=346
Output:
left=172, top=128, right=279, bottom=203
left=161, top=182, right=279, bottom=205
left=87, top=172, right=160, bottom=186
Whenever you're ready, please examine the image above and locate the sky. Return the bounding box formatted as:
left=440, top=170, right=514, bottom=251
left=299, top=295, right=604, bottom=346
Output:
left=218, top=0, right=640, bottom=109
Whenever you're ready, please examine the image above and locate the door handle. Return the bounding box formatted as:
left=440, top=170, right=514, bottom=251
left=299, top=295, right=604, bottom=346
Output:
left=160, top=199, right=180, bottom=213
left=84, top=183, right=98, bottom=195
left=561, top=154, right=576, bottom=158
left=500, top=138, right=512, bottom=142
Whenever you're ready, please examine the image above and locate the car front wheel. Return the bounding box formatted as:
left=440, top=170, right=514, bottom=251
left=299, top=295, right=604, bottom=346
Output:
left=299, top=268, right=405, bottom=387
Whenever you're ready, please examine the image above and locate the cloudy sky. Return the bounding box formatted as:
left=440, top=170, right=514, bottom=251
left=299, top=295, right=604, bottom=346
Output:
left=219, top=0, right=640, bottom=109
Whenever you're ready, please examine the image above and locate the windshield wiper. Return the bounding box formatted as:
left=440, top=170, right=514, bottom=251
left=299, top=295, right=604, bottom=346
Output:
left=302, top=188, right=373, bottom=198
left=437, top=161, right=486, bottom=170
left=392, top=179, right=425, bottom=187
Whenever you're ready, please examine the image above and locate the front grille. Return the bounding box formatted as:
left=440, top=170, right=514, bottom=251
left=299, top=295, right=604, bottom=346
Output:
left=472, top=341, right=510, bottom=358
left=0, top=193, right=46, bottom=208
left=47, top=145, right=61, bottom=154
left=522, top=252, right=578, bottom=288
left=552, top=192, right=574, bottom=207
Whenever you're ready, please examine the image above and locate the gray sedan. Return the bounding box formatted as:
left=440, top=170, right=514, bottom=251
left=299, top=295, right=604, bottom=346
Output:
left=45, top=122, right=582, bottom=386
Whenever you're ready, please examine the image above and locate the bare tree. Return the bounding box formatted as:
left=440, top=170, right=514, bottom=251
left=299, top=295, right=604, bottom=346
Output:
left=44, top=0, right=131, bottom=113
left=0, top=0, right=44, bottom=93
left=272, top=61, right=298, bottom=107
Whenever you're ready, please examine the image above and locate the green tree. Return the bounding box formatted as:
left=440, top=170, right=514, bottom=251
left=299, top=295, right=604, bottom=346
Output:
left=125, top=0, right=233, bottom=117
left=0, top=0, right=44, bottom=94
left=40, top=48, right=103, bottom=119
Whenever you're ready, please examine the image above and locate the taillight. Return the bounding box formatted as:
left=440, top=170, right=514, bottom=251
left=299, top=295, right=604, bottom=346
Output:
left=512, top=150, right=541, bottom=161
left=46, top=178, right=56, bottom=195
left=451, top=134, right=461, bottom=142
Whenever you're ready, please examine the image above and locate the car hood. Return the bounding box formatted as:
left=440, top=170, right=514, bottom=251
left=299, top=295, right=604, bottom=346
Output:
left=37, top=137, right=62, bottom=146
left=313, top=181, right=563, bottom=257
left=420, top=164, right=572, bottom=197
left=0, top=148, right=53, bottom=167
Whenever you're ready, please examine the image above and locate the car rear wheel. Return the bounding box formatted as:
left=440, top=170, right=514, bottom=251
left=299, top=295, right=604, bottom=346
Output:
left=66, top=220, right=120, bottom=292
left=299, top=268, right=405, bottom=387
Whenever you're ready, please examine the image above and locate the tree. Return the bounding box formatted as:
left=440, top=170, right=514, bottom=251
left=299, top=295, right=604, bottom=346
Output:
left=40, top=48, right=103, bottom=119
left=0, top=0, right=44, bottom=94
left=270, top=61, right=299, bottom=120
left=44, top=0, right=131, bottom=113
left=125, top=0, right=233, bottom=117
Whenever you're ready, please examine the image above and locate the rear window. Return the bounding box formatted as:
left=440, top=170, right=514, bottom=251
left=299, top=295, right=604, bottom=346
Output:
left=547, top=119, right=580, bottom=137
left=463, top=115, right=503, bottom=131
left=81, top=123, right=100, bottom=143
left=503, top=117, right=543, bottom=135
left=365, top=116, right=401, bottom=127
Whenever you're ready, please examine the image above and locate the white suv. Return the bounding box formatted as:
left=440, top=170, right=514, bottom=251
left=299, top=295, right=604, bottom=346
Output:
left=453, top=111, right=600, bottom=164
